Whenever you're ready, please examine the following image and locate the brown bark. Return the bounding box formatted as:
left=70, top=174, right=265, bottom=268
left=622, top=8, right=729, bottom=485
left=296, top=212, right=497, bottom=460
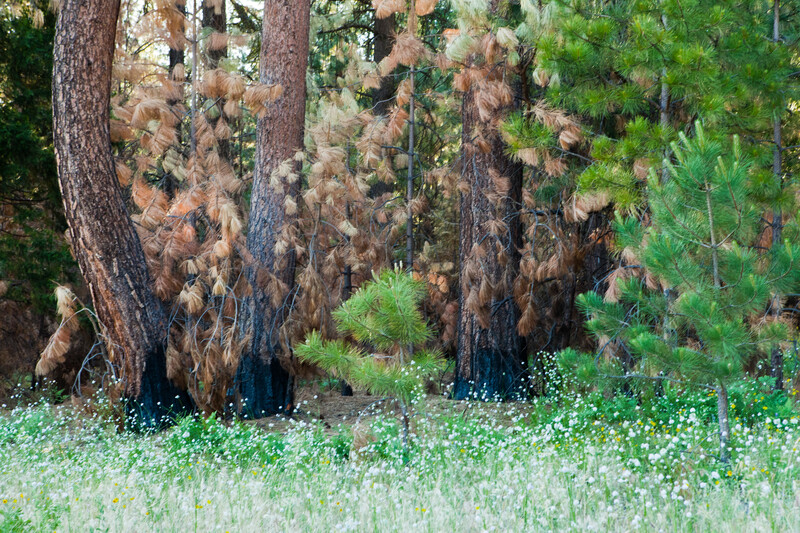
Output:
left=53, top=0, right=190, bottom=425
left=453, top=85, right=525, bottom=401
left=238, top=0, right=310, bottom=417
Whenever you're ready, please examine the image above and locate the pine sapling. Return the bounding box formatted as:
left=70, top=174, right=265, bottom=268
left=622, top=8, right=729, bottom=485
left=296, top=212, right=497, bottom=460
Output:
left=560, top=122, right=800, bottom=463
left=295, top=268, right=445, bottom=455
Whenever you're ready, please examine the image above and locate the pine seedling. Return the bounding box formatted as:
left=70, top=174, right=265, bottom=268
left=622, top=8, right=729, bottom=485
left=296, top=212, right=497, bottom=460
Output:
left=295, top=267, right=445, bottom=453
left=560, top=122, right=800, bottom=462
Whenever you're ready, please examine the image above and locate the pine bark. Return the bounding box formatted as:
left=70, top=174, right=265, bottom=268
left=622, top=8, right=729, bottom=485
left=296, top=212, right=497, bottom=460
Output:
left=52, top=0, right=190, bottom=426
left=238, top=0, right=310, bottom=418
left=453, top=86, right=525, bottom=401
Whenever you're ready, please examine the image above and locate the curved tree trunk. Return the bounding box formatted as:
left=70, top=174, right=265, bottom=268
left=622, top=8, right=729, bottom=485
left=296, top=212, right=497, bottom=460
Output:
left=453, top=84, right=525, bottom=401
left=237, top=0, right=310, bottom=418
left=53, top=0, right=191, bottom=427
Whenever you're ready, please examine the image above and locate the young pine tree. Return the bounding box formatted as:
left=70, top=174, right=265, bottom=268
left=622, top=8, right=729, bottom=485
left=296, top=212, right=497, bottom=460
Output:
left=294, top=268, right=444, bottom=451
left=560, top=123, right=800, bottom=462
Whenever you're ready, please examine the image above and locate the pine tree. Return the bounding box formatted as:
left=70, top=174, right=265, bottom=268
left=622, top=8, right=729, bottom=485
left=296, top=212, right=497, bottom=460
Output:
left=238, top=0, right=311, bottom=418
left=0, top=2, right=75, bottom=313
left=449, top=0, right=527, bottom=400
left=295, top=268, right=444, bottom=451
left=52, top=0, right=191, bottom=426
left=560, top=123, right=800, bottom=462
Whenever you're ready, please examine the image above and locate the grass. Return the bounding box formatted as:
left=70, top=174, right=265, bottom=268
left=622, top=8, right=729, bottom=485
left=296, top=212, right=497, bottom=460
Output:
left=0, top=379, right=799, bottom=532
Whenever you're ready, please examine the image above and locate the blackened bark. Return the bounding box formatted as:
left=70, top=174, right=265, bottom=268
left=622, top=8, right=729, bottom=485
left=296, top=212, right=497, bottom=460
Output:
left=52, top=0, right=191, bottom=427
left=453, top=86, right=525, bottom=401
left=238, top=0, right=310, bottom=418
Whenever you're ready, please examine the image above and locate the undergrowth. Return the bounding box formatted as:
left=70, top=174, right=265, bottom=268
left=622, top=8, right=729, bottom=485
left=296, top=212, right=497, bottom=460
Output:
left=0, top=376, right=798, bottom=532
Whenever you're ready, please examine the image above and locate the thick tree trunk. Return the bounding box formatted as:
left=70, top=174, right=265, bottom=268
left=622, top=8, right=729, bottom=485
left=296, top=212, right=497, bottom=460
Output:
left=52, top=0, right=191, bottom=427
left=453, top=86, right=525, bottom=401
left=237, top=0, right=310, bottom=418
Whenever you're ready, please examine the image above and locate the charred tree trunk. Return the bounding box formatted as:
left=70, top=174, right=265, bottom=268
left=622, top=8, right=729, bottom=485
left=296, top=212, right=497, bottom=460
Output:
left=453, top=85, right=525, bottom=401
left=237, top=0, right=310, bottom=418
left=52, top=0, right=191, bottom=427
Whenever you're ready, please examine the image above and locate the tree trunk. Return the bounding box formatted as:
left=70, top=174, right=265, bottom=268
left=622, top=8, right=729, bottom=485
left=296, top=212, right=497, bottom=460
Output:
left=52, top=0, right=191, bottom=427
left=202, top=0, right=227, bottom=69
left=237, top=0, right=310, bottom=418
left=164, top=0, right=186, bottom=198
left=202, top=0, right=230, bottom=160
left=341, top=202, right=354, bottom=397
left=169, top=2, right=186, bottom=74
left=372, top=12, right=395, bottom=115
left=453, top=85, right=525, bottom=401
left=770, top=0, right=784, bottom=391
left=366, top=10, right=397, bottom=200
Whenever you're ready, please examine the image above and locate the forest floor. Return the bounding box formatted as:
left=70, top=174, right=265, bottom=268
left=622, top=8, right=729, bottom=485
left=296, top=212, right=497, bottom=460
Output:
left=1, top=381, right=799, bottom=532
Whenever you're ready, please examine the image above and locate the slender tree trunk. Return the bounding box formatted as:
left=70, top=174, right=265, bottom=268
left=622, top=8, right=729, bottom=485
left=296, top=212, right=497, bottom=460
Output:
left=454, top=85, right=525, bottom=401
left=372, top=12, right=395, bottom=115
left=169, top=2, right=186, bottom=74
left=165, top=0, right=186, bottom=198
left=717, top=383, right=731, bottom=463
left=405, top=4, right=417, bottom=272
left=341, top=202, right=354, bottom=397
left=53, top=0, right=191, bottom=427
left=202, top=0, right=226, bottom=69
left=202, top=0, right=230, bottom=160
left=770, top=0, right=784, bottom=391
left=366, top=10, right=397, bottom=200
left=237, top=0, right=310, bottom=418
